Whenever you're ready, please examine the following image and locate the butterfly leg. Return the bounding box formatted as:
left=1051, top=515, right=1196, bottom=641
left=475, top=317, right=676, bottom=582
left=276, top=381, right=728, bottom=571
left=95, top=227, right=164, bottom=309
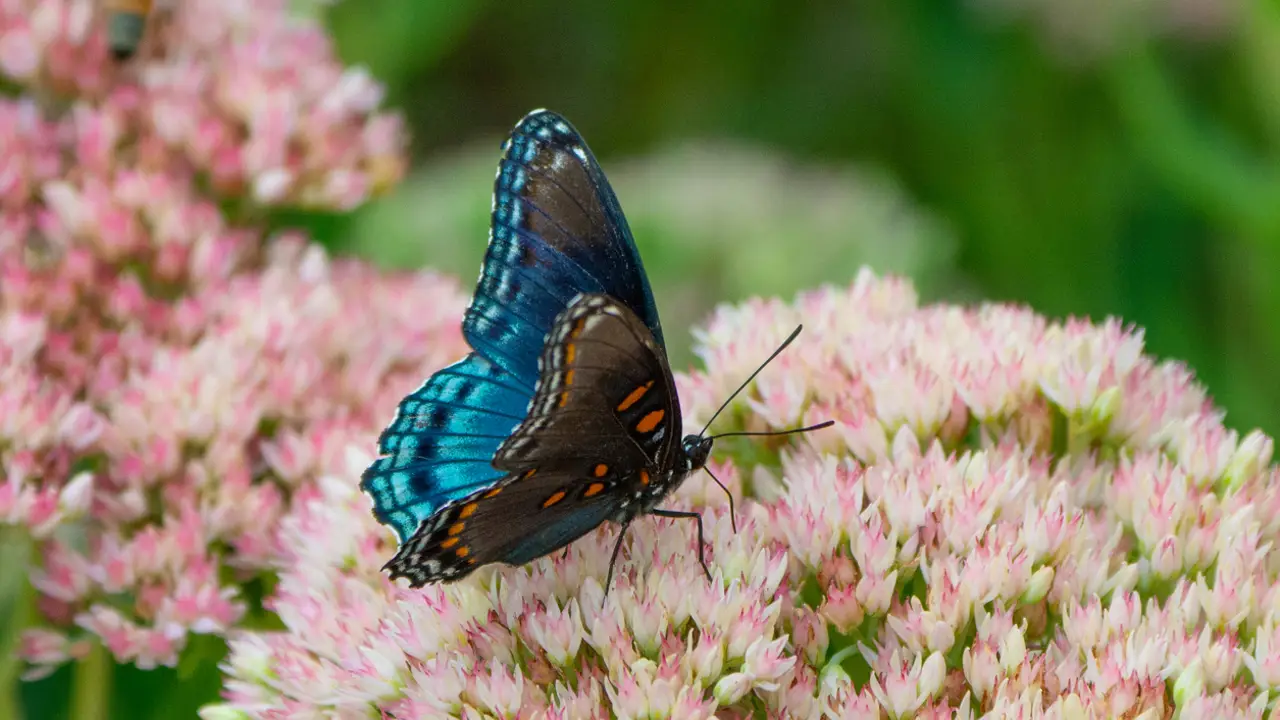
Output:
left=703, top=465, right=737, bottom=534
left=651, top=509, right=712, bottom=582
left=602, top=522, right=631, bottom=602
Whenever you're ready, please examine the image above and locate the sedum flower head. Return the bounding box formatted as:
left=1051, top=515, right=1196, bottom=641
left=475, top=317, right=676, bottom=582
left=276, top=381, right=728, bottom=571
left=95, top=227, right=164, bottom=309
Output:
left=0, top=0, right=440, bottom=675
left=0, top=0, right=405, bottom=209
left=207, top=269, right=1280, bottom=717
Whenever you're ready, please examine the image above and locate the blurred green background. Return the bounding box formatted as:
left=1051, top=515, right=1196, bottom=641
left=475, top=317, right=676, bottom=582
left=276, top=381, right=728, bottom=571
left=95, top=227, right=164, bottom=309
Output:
left=320, top=0, right=1280, bottom=438
left=18, top=0, right=1280, bottom=716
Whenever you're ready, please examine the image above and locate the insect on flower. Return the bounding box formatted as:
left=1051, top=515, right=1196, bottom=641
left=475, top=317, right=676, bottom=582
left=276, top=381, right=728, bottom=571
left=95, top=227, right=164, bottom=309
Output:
left=361, top=110, right=831, bottom=593
left=104, top=0, right=154, bottom=60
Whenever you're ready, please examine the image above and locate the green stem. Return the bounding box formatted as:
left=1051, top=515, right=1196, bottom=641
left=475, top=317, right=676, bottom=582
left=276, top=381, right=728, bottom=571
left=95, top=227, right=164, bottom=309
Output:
left=0, top=674, right=17, bottom=720
left=0, top=527, right=36, bottom=720
left=69, top=641, right=112, bottom=720
left=1105, top=44, right=1280, bottom=238
left=0, top=584, right=34, bottom=720
left=1065, top=416, right=1090, bottom=457
left=1239, top=0, right=1280, bottom=150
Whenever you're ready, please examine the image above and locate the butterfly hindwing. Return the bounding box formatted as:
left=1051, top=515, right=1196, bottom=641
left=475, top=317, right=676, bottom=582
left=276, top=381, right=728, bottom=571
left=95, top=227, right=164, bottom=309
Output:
left=384, top=463, right=628, bottom=585
left=360, top=353, right=528, bottom=543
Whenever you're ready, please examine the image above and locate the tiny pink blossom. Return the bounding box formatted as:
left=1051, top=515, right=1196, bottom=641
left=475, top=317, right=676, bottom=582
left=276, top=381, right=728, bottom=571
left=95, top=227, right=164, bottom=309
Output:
left=17, top=629, right=89, bottom=679
left=524, top=597, right=585, bottom=667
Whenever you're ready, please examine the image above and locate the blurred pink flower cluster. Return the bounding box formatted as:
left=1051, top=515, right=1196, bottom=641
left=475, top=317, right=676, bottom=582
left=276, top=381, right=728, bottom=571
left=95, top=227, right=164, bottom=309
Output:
left=0, top=0, right=402, bottom=209
left=207, top=269, right=1280, bottom=718
left=0, top=0, right=471, bottom=675
left=968, top=0, right=1242, bottom=60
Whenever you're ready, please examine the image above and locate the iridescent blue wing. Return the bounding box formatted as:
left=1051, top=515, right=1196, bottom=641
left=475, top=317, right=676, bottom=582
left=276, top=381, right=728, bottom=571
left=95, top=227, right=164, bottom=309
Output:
left=465, top=109, right=665, bottom=386
left=360, top=353, right=527, bottom=543
left=362, top=111, right=666, bottom=548
left=384, top=295, right=681, bottom=585
left=363, top=110, right=665, bottom=544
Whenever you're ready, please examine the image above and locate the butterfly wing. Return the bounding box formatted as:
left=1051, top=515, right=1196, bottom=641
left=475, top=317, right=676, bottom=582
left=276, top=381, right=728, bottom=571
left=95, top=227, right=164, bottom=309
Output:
left=363, top=110, right=666, bottom=546
left=495, top=293, right=681, bottom=471
left=360, top=353, right=527, bottom=543
left=465, top=109, right=665, bottom=384
left=385, top=294, right=681, bottom=585
left=383, top=466, right=623, bottom=585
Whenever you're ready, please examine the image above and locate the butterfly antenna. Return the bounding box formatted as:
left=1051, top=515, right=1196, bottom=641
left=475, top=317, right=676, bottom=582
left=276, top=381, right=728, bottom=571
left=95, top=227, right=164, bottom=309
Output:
left=704, top=420, right=835, bottom=443
left=698, top=324, right=804, bottom=437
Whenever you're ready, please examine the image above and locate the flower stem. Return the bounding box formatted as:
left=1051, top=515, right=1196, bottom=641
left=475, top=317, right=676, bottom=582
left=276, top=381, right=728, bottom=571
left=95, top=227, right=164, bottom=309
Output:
left=1239, top=0, right=1280, bottom=150
left=1106, top=44, right=1280, bottom=238
left=70, top=640, right=112, bottom=720
left=0, top=527, right=36, bottom=720
left=1065, top=416, right=1091, bottom=457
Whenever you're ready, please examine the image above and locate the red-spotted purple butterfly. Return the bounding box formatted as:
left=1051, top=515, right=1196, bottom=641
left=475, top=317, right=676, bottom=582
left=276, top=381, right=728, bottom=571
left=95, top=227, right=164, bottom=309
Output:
left=361, top=110, right=830, bottom=591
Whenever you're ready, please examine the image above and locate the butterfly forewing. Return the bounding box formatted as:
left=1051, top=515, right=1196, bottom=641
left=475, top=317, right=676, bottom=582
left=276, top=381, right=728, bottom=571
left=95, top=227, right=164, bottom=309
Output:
left=496, top=293, right=680, bottom=471
left=468, top=111, right=665, bottom=384
left=383, top=464, right=622, bottom=585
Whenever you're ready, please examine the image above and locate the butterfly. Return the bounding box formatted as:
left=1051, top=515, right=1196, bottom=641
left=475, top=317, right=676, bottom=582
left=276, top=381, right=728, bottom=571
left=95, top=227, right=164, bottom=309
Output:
left=360, top=109, right=828, bottom=590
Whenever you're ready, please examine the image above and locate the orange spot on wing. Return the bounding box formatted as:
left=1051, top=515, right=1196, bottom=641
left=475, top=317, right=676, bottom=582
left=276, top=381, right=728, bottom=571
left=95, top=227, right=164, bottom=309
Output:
left=593, top=463, right=608, bottom=477
left=459, top=503, right=478, bottom=519
left=585, top=482, right=605, bottom=497
left=640, top=469, right=650, bottom=486
left=522, top=469, right=537, bottom=480
left=484, top=487, right=503, bottom=498
left=448, top=522, right=465, bottom=536
left=566, top=343, right=576, bottom=364
left=565, top=369, right=575, bottom=386
left=441, top=536, right=460, bottom=549
left=616, top=380, right=654, bottom=412
left=456, top=546, right=470, bottom=558
left=558, top=391, right=570, bottom=408
left=635, top=409, right=665, bottom=433
left=543, top=490, right=567, bottom=508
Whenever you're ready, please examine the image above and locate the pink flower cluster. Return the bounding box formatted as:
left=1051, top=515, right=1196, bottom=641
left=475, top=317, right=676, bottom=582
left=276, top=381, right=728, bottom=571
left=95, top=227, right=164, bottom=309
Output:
left=9, top=237, right=468, bottom=672
left=206, top=269, right=1280, bottom=718
left=0, top=0, right=446, bottom=676
left=0, top=0, right=403, bottom=210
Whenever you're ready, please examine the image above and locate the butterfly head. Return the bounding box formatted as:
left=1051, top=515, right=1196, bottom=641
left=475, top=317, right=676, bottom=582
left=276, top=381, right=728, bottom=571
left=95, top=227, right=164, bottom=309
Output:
left=680, top=433, right=714, bottom=474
